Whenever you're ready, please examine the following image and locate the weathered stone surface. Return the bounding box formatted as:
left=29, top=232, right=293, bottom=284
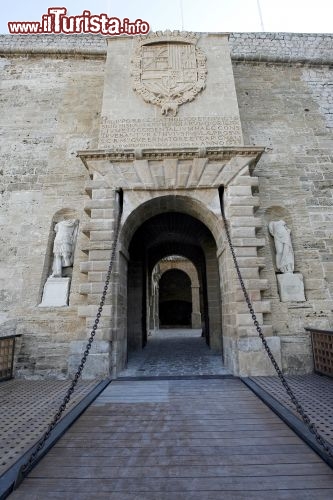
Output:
left=277, top=273, right=306, bottom=302
left=39, top=277, right=70, bottom=307
left=0, top=31, right=332, bottom=379
left=99, top=33, right=243, bottom=148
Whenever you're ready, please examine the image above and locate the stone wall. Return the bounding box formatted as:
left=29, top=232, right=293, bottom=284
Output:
left=1, top=32, right=332, bottom=64
left=0, top=52, right=105, bottom=377
left=0, top=31, right=332, bottom=378
left=233, top=60, right=333, bottom=373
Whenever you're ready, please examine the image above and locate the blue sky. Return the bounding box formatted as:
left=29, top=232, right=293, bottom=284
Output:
left=1, top=0, right=333, bottom=34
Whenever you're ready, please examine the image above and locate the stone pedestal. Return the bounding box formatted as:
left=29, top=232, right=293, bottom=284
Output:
left=277, top=273, right=305, bottom=302
left=39, top=277, right=70, bottom=307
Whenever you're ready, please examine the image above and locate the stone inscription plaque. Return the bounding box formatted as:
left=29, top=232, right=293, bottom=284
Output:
left=99, top=116, right=243, bottom=148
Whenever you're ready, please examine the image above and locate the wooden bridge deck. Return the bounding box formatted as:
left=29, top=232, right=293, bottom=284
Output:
left=10, top=378, right=333, bottom=499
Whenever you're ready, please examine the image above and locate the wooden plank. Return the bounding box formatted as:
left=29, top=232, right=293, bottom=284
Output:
left=64, top=429, right=296, bottom=440
left=11, top=378, right=333, bottom=498
left=35, top=452, right=322, bottom=468
left=67, top=419, right=285, bottom=435
left=10, top=475, right=333, bottom=492
left=30, top=463, right=332, bottom=479
left=50, top=436, right=303, bottom=447
left=9, top=490, right=333, bottom=500
left=51, top=443, right=317, bottom=457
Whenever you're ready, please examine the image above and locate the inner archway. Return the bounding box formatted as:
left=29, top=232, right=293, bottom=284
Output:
left=159, top=268, right=192, bottom=328
left=126, top=209, right=222, bottom=355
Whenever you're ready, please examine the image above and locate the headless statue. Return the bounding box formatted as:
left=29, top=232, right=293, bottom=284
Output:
left=268, top=220, right=294, bottom=273
left=52, top=219, right=78, bottom=277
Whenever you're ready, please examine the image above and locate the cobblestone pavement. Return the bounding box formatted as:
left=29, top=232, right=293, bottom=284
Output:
left=118, top=329, right=231, bottom=377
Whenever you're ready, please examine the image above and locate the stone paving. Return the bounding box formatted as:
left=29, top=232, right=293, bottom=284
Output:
left=118, top=329, right=231, bottom=378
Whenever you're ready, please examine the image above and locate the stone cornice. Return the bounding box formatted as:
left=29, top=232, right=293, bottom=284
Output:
left=1, top=33, right=332, bottom=65
left=77, top=146, right=264, bottom=167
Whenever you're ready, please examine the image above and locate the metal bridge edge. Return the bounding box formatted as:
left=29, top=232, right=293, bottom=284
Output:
left=241, top=377, right=333, bottom=470
left=0, top=377, right=112, bottom=500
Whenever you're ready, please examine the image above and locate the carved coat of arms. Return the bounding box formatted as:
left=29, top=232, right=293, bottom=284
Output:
left=131, top=31, right=207, bottom=116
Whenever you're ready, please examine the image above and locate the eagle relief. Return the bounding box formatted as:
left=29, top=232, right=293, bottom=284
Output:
left=131, top=30, right=207, bottom=116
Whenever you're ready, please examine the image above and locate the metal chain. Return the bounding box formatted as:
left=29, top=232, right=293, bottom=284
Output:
left=15, top=190, right=123, bottom=485
left=220, top=195, right=333, bottom=459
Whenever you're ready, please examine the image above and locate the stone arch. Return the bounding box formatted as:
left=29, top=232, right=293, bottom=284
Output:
left=121, top=197, right=222, bottom=358
left=79, top=154, right=277, bottom=377
left=159, top=258, right=199, bottom=286
left=121, top=194, right=224, bottom=253
left=158, top=257, right=202, bottom=328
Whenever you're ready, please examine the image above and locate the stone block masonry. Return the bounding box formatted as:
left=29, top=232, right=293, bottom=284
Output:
left=1, top=32, right=332, bottom=64
left=0, top=52, right=105, bottom=378
left=0, top=31, right=332, bottom=378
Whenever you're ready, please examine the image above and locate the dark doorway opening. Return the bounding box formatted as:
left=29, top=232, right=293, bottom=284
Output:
left=159, top=269, right=192, bottom=327
left=127, top=210, right=222, bottom=352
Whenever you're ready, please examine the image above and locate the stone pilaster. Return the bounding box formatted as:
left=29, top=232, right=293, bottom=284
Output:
left=220, top=165, right=279, bottom=376
left=71, top=173, right=118, bottom=378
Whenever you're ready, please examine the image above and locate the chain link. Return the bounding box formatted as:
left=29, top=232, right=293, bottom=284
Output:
left=15, top=190, right=123, bottom=485
left=220, top=192, right=333, bottom=459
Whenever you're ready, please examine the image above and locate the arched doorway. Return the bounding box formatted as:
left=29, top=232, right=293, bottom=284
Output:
left=159, top=268, right=192, bottom=328
left=125, top=208, right=222, bottom=355
left=78, top=150, right=272, bottom=378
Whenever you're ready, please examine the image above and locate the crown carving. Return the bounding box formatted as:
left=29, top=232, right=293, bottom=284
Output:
left=137, top=30, right=199, bottom=46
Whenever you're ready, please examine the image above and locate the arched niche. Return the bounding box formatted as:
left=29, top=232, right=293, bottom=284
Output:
left=38, top=208, right=79, bottom=306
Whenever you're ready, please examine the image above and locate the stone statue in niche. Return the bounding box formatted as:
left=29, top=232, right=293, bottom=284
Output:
left=268, top=220, right=305, bottom=302
left=51, top=219, right=79, bottom=277
left=268, top=220, right=294, bottom=273
left=40, top=219, right=79, bottom=307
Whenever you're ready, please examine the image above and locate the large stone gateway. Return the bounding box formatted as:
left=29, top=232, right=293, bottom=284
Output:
left=0, top=31, right=332, bottom=379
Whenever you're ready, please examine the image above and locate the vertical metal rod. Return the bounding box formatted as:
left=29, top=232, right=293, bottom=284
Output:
left=179, top=0, right=184, bottom=30
left=257, top=0, right=265, bottom=31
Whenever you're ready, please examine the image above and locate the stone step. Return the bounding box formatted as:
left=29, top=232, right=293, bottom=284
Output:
left=231, top=237, right=266, bottom=247
left=234, top=176, right=259, bottom=186
left=237, top=257, right=266, bottom=268
left=80, top=261, right=110, bottom=273
left=78, top=305, right=112, bottom=317
left=80, top=241, right=113, bottom=254
left=227, top=196, right=260, bottom=207
left=228, top=185, right=253, bottom=196
left=81, top=219, right=114, bottom=235
left=237, top=324, right=273, bottom=337
left=234, top=300, right=271, bottom=314
left=230, top=216, right=263, bottom=227
left=235, top=278, right=269, bottom=291
left=84, top=199, right=114, bottom=216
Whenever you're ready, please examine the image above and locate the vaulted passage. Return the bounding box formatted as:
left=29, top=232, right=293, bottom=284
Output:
left=126, top=210, right=222, bottom=354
